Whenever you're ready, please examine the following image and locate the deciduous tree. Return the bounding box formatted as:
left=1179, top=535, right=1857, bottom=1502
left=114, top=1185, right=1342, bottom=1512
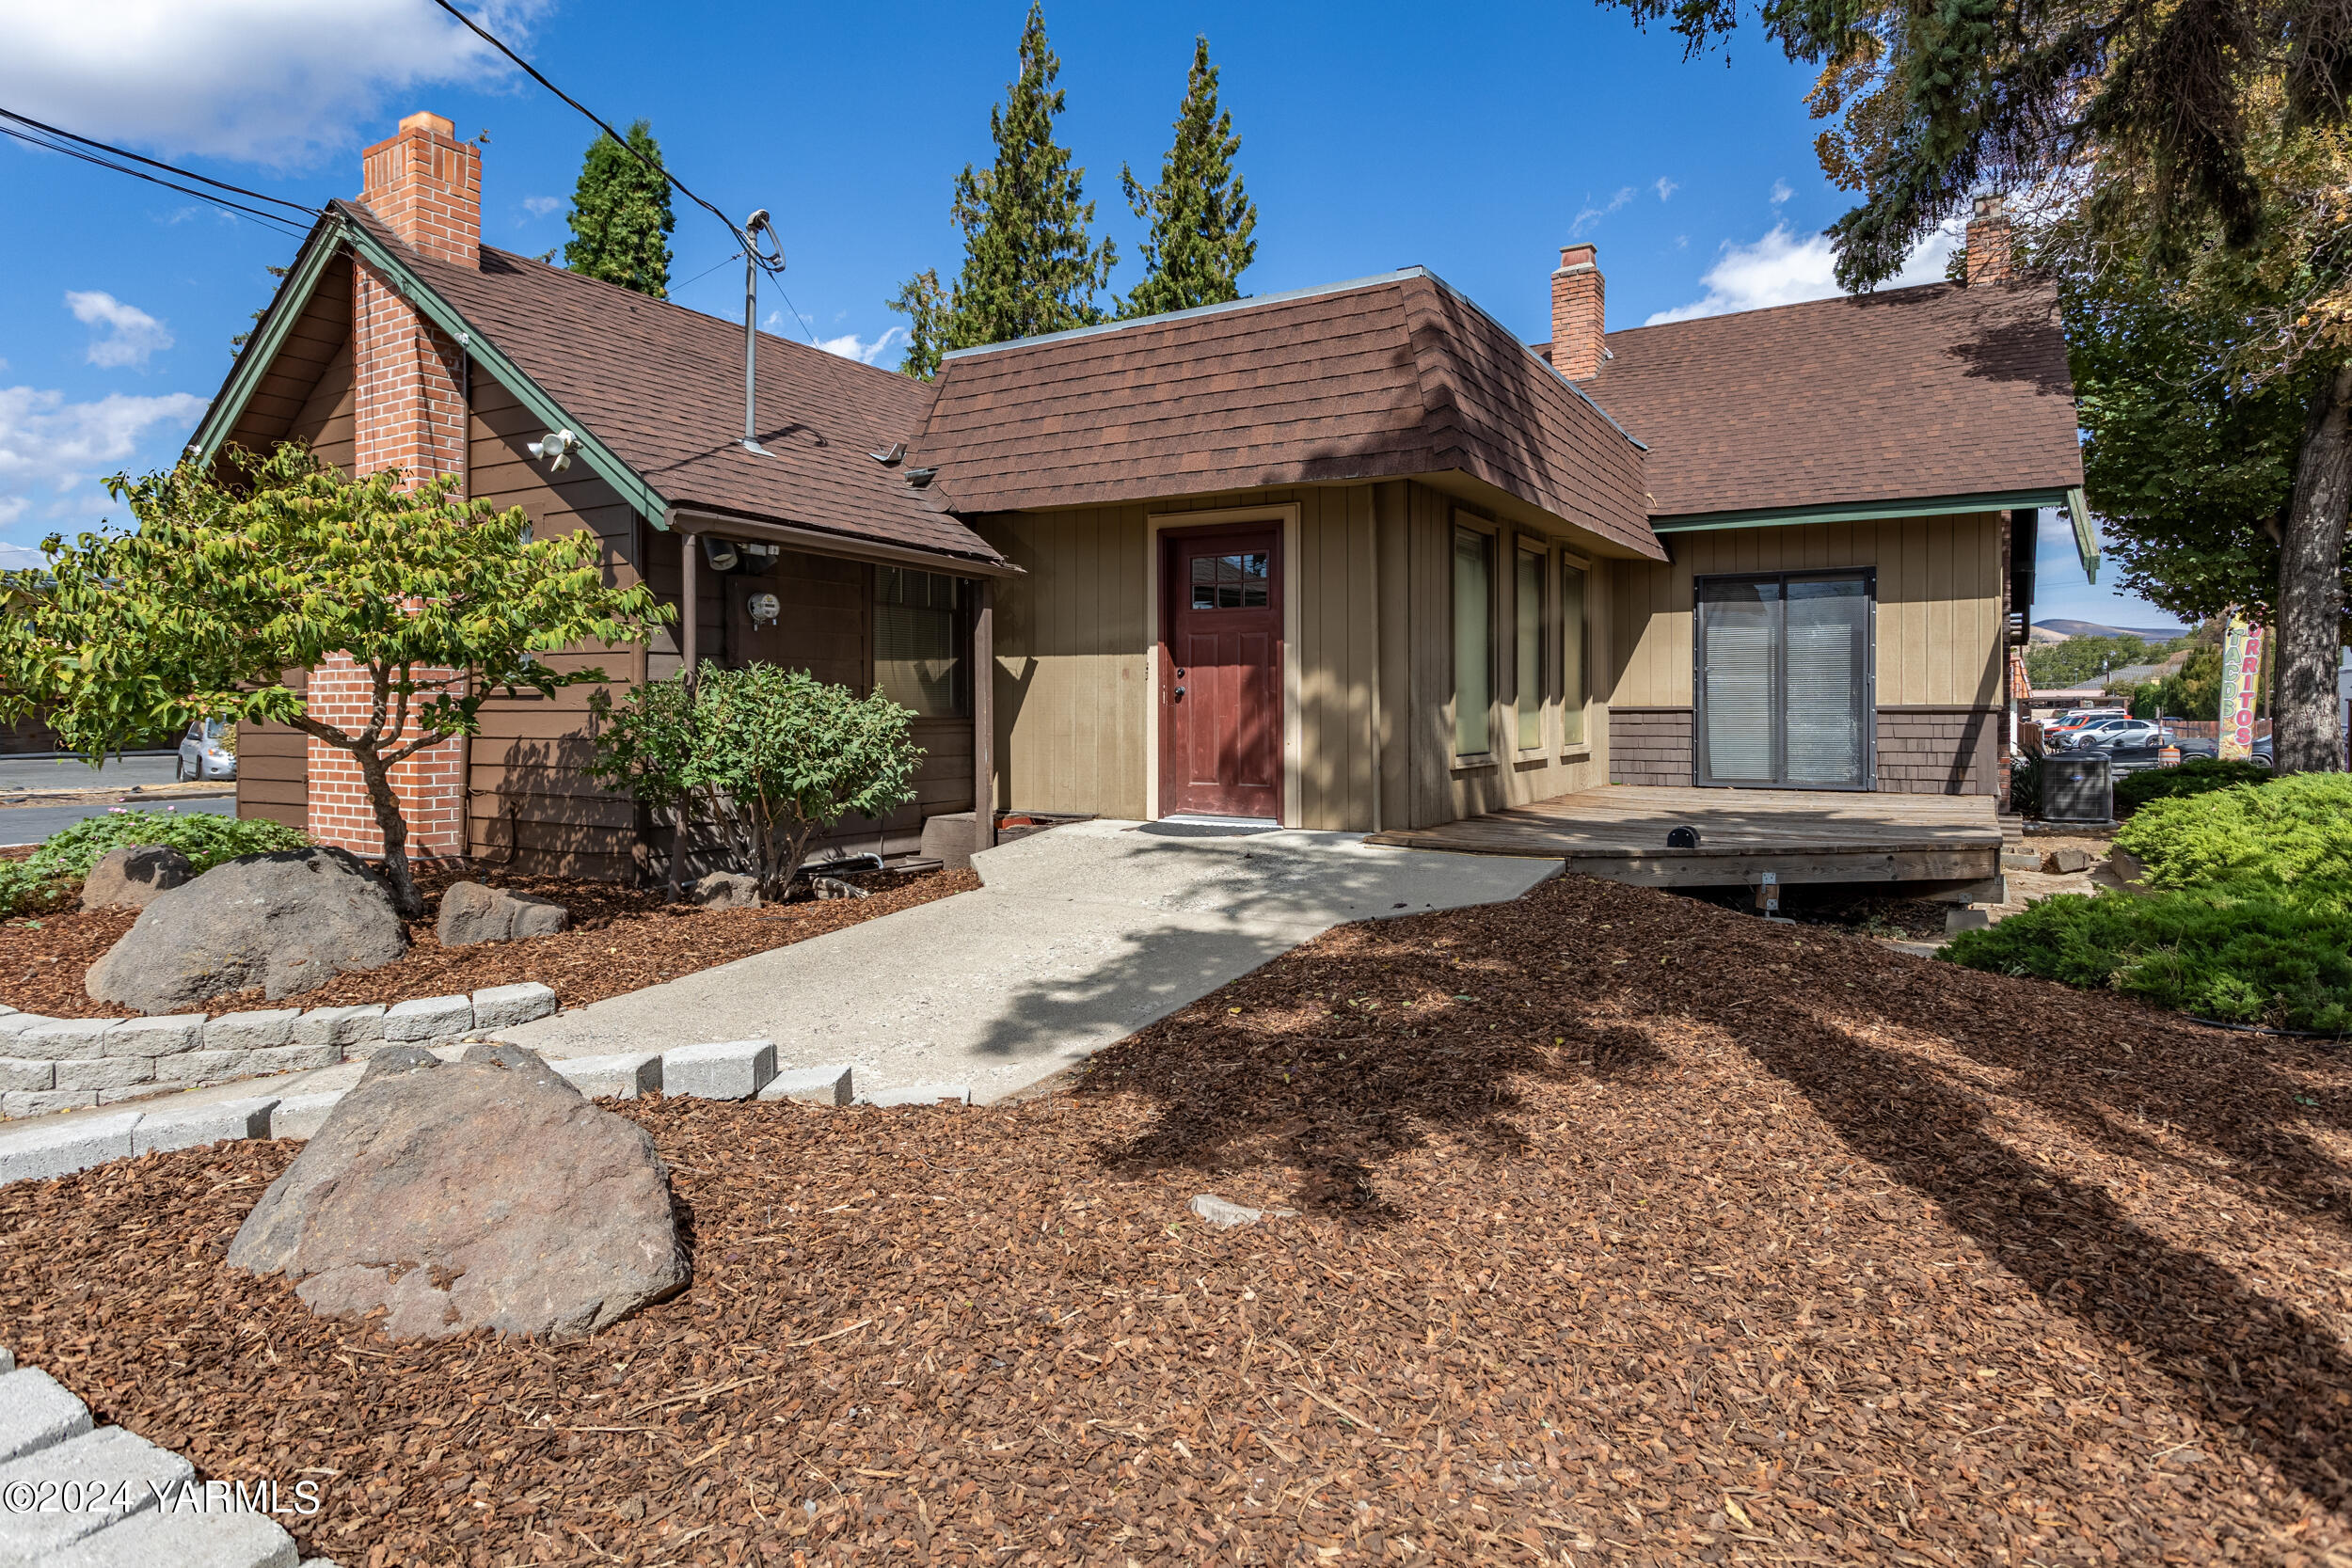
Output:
left=0, top=443, right=672, bottom=916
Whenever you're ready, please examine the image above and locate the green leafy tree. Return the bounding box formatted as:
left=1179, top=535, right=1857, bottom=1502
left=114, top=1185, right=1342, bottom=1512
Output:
left=1119, top=36, right=1257, bottom=319
left=888, top=3, right=1116, bottom=376
left=564, top=119, right=675, bottom=298
left=2131, top=646, right=2227, bottom=720
left=0, top=443, right=672, bottom=917
left=592, top=664, right=921, bottom=902
left=2023, top=633, right=2169, bottom=689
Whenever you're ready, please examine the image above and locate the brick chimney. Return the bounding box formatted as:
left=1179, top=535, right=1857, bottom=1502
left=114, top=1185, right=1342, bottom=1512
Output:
left=312, top=111, right=480, bottom=863
left=360, top=111, right=481, bottom=267
left=1964, top=194, right=2014, bottom=287
left=1549, top=244, right=1605, bottom=379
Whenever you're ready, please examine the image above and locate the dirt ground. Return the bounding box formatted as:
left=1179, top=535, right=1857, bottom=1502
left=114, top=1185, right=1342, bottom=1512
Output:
left=2, top=872, right=2346, bottom=1566
left=0, top=864, right=979, bottom=1018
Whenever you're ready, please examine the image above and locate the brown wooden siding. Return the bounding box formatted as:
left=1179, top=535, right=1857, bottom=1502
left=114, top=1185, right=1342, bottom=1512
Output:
left=218, top=257, right=354, bottom=467
left=1877, top=705, right=2000, bottom=795
left=1605, top=707, right=1693, bottom=787
left=235, top=670, right=310, bottom=831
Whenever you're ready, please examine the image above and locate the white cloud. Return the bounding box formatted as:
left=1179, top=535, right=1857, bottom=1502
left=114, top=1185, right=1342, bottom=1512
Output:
left=1571, top=186, right=1636, bottom=238
left=0, top=0, right=547, bottom=166
left=522, top=195, right=563, bottom=216
left=0, top=540, right=44, bottom=568
left=812, top=328, right=903, bottom=367
left=0, top=387, right=207, bottom=530
left=1770, top=179, right=1794, bottom=206
left=1654, top=177, right=1677, bottom=202
left=65, top=291, right=173, bottom=369
left=1644, top=218, right=1964, bottom=325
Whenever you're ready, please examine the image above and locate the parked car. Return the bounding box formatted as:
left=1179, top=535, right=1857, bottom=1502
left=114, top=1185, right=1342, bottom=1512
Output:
left=176, top=719, right=236, bottom=783
left=2054, top=715, right=2144, bottom=750
left=2040, top=707, right=2129, bottom=745
left=2094, top=727, right=2219, bottom=775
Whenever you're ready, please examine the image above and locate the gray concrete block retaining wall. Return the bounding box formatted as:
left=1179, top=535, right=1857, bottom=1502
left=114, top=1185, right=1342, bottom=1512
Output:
left=0, top=985, right=557, bottom=1122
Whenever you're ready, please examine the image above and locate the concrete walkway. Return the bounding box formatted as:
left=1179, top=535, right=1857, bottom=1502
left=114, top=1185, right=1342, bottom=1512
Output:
left=498, top=820, right=1556, bottom=1103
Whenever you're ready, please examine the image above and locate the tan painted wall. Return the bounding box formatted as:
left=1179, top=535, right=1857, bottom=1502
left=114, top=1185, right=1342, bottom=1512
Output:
left=1606, top=513, right=2005, bottom=710
left=974, top=480, right=1618, bottom=833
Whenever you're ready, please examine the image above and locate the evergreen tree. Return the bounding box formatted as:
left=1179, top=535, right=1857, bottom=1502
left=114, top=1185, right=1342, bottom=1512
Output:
left=564, top=119, right=675, bottom=298
left=888, top=4, right=1115, bottom=377
left=1120, top=36, right=1257, bottom=319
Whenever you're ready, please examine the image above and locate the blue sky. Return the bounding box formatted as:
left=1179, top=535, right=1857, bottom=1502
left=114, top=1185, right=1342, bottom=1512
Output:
left=0, top=0, right=2161, bottom=626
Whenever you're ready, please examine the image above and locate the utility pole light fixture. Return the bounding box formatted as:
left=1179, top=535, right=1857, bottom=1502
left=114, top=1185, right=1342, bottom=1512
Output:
left=740, top=209, right=784, bottom=456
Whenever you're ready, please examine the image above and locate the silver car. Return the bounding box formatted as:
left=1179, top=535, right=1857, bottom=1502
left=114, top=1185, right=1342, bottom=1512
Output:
left=176, top=720, right=236, bottom=783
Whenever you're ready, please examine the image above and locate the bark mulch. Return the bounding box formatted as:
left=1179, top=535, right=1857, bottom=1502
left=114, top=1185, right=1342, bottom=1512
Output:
left=0, top=865, right=980, bottom=1019
left=2, top=873, right=2347, bottom=1565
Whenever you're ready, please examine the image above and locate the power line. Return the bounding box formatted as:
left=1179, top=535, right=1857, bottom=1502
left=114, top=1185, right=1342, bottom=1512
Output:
left=0, top=112, right=317, bottom=239
left=425, top=0, right=781, bottom=274
left=0, top=108, right=318, bottom=217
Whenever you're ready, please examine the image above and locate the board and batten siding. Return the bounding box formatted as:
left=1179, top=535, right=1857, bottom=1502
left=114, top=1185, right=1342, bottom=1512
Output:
left=974, top=479, right=1617, bottom=833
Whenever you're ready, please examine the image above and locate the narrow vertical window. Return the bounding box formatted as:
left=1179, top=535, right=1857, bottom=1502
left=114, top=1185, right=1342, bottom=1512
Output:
left=875, top=566, right=969, bottom=717
left=1560, top=561, right=1586, bottom=745
left=1453, top=526, right=1493, bottom=757
left=1516, top=546, right=1544, bottom=751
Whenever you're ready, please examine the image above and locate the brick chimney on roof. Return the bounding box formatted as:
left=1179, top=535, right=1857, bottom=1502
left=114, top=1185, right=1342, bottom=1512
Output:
left=315, top=109, right=477, bottom=863
left=1550, top=244, right=1605, bottom=380
left=1964, top=194, right=2013, bottom=287
left=360, top=110, right=481, bottom=268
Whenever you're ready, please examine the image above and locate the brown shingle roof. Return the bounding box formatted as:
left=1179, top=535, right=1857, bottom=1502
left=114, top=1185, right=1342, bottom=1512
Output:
left=911, top=270, right=1661, bottom=559
left=1553, top=280, right=2082, bottom=521
left=333, top=200, right=1001, bottom=567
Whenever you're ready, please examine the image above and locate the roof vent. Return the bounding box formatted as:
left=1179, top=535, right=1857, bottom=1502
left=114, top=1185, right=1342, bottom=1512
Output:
left=870, top=442, right=906, bottom=467
left=905, top=467, right=938, bottom=488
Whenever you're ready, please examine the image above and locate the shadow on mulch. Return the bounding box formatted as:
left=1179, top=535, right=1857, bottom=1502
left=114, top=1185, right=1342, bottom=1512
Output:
left=1080, top=874, right=2352, bottom=1519
left=0, top=863, right=980, bottom=1017
left=2, top=873, right=2346, bottom=1564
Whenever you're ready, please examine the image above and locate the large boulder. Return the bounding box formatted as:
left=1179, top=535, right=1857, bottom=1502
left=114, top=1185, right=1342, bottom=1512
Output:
left=688, top=870, right=759, bottom=909
left=79, top=845, right=194, bottom=911
left=436, top=880, right=569, bottom=946
left=227, top=1046, right=687, bottom=1340
left=85, top=847, right=406, bottom=1013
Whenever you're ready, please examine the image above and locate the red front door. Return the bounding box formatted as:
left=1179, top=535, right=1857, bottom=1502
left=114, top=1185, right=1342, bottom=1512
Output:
left=1159, top=526, right=1283, bottom=820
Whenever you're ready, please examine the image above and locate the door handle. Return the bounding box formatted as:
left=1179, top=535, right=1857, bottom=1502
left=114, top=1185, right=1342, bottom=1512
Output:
left=1172, top=686, right=1186, bottom=701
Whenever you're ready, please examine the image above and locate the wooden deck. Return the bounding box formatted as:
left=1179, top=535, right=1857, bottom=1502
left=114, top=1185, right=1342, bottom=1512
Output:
left=1365, top=786, right=2005, bottom=888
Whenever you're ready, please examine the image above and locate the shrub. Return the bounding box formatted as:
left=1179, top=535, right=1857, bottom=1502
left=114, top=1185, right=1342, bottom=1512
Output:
left=0, top=810, right=310, bottom=916
left=590, top=664, right=922, bottom=902
left=2008, top=755, right=2042, bottom=817
left=1942, top=881, right=2352, bottom=1032
left=2112, top=771, right=2352, bottom=889
left=2112, top=755, right=2271, bottom=816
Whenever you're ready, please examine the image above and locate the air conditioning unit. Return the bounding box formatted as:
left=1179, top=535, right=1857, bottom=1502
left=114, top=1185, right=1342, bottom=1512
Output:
left=2041, top=753, right=2114, bottom=824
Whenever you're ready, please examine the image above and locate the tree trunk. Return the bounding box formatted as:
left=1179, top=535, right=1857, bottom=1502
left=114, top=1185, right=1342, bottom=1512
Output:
left=664, top=805, right=689, bottom=904
left=354, top=747, right=426, bottom=919
left=2275, top=363, right=2352, bottom=774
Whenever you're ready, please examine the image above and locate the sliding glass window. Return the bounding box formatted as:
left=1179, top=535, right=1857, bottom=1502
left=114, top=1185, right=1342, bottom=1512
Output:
left=1515, top=546, right=1545, bottom=751
left=1452, top=526, right=1494, bottom=757
left=1694, top=570, right=1872, bottom=788
left=1560, top=560, right=1586, bottom=746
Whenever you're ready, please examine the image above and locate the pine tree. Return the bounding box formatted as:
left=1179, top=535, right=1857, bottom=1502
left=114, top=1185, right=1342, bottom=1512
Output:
left=889, top=4, right=1115, bottom=376
left=1120, top=36, right=1257, bottom=319
left=564, top=119, right=675, bottom=298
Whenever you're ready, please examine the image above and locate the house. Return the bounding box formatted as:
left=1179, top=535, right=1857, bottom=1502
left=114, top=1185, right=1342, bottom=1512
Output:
left=196, top=111, right=2090, bottom=879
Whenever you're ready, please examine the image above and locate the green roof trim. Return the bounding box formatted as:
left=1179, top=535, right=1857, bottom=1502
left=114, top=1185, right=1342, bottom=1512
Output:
left=189, top=210, right=670, bottom=526
left=2067, top=485, right=2098, bottom=583
left=1649, top=487, right=2076, bottom=534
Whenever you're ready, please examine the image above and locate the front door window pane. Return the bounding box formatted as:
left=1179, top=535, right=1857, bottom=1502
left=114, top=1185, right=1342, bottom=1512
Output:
left=1784, top=577, right=1867, bottom=784
left=1453, top=527, right=1493, bottom=756
left=1516, top=548, right=1544, bottom=751
left=1190, top=552, right=1270, bottom=610
left=1699, top=578, right=1779, bottom=783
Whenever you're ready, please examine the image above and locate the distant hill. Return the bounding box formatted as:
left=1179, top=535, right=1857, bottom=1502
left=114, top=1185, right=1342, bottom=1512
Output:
left=2032, top=618, right=2190, bottom=641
